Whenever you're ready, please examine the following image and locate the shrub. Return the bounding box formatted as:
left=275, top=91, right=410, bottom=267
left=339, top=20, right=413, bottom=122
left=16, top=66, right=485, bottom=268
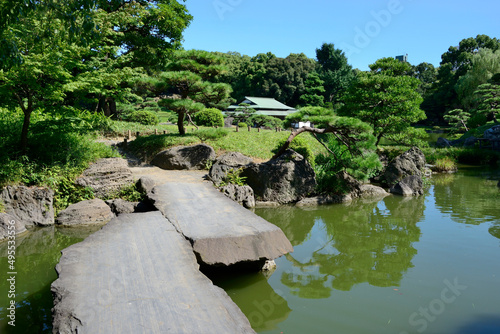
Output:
left=238, top=122, right=247, bottom=128
left=272, top=135, right=315, bottom=166
left=128, top=110, right=159, bottom=125
left=434, top=158, right=457, bottom=172
left=194, top=108, right=224, bottom=127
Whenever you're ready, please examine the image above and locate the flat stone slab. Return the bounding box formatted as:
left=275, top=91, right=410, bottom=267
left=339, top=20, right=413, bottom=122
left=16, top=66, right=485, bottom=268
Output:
left=51, top=211, right=255, bottom=334
left=149, top=182, right=293, bottom=266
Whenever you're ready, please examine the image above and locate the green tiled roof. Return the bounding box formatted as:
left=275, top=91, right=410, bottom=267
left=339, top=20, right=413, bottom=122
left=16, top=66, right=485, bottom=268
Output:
left=226, top=97, right=296, bottom=116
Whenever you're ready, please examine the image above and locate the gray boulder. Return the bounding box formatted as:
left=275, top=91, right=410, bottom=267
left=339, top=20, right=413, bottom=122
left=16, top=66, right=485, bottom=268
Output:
left=390, top=175, right=424, bottom=196
left=219, top=184, right=255, bottom=208
left=484, top=125, right=500, bottom=140
left=56, top=199, right=114, bottom=226
left=151, top=144, right=216, bottom=170
left=0, top=213, right=27, bottom=241
left=209, top=152, right=253, bottom=185
left=1, top=186, right=54, bottom=227
left=76, top=158, right=133, bottom=198
left=242, top=149, right=316, bottom=204
left=358, top=184, right=389, bottom=199
left=382, top=147, right=426, bottom=187
left=136, top=176, right=156, bottom=195
left=105, top=199, right=138, bottom=215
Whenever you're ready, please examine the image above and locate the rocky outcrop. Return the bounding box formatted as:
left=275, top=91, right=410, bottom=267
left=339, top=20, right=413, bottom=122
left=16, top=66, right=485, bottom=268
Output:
left=390, top=175, right=424, bottom=196
left=105, top=199, right=137, bottom=215
left=219, top=184, right=255, bottom=208
left=484, top=125, right=500, bottom=140
left=242, top=150, right=316, bottom=204
left=75, top=158, right=133, bottom=198
left=56, top=199, right=114, bottom=226
left=359, top=184, right=390, bottom=199
left=0, top=213, right=27, bottom=241
left=209, top=152, right=253, bottom=185
left=382, top=147, right=426, bottom=187
left=136, top=176, right=156, bottom=195
left=151, top=144, right=216, bottom=170
left=148, top=181, right=293, bottom=267
left=1, top=186, right=54, bottom=227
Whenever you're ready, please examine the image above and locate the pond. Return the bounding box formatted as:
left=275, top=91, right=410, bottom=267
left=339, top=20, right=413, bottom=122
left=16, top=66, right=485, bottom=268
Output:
left=0, top=167, right=499, bottom=333
left=214, top=167, right=500, bottom=334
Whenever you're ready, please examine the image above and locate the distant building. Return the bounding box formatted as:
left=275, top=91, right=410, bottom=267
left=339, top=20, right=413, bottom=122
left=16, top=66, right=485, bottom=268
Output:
left=225, top=97, right=297, bottom=119
left=396, top=54, right=408, bottom=63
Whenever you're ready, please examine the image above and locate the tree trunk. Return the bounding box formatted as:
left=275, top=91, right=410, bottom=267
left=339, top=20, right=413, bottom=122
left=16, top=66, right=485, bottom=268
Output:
left=177, top=112, right=186, bottom=135
left=20, top=108, right=33, bottom=154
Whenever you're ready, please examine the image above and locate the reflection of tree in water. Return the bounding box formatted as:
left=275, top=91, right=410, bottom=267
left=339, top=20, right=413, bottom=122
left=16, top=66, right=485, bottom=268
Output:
left=0, top=227, right=86, bottom=333
left=278, top=196, right=424, bottom=298
left=433, top=171, right=500, bottom=226
left=254, top=206, right=318, bottom=246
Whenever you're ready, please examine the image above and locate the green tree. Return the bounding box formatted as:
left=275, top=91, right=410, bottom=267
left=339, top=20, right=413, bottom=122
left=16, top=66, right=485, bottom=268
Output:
left=228, top=103, right=256, bottom=124
left=369, top=57, right=414, bottom=76
left=299, top=72, right=325, bottom=106
left=456, top=49, right=500, bottom=113
left=472, top=73, right=500, bottom=124
left=247, top=114, right=283, bottom=129
left=315, top=43, right=355, bottom=104
left=429, top=35, right=500, bottom=121
left=443, top=109, right=471, bottom=132
left=0, top=7, right=78, bottom=153
left=158, top=50, right=232, bottom=135
left=340, top=63, right=426, bottom=145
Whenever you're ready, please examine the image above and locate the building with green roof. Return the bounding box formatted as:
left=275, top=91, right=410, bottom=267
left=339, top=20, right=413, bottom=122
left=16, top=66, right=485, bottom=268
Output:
left=225, top=97, right=297, bottom=119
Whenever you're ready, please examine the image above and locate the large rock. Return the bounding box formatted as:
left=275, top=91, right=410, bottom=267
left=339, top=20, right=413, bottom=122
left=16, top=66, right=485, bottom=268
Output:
left=242, top=150, right=316, bottom=204
left=484, top=125, right=500, bottom=140
left=382, top=147, right=426, bottom=187
left=136, top=176, right=156, bottom=195
left=149, top=182, right=293, bottom=267
left=151, top=144, right=216, bottom=170
left=75, top=158, right=133, bottom=198
left=220, top=184, right=255, bottom=208
left=52, top=212, right=255, bottom=334
left=1, top=186, right=54, bottom=227
left=358, top=184, right=390, bottom=199
left=105, top=199, right=137, bottom=215
left=0, top=213, right=27, bottom=241
left=56, top=199, right=114, bottom=226
left=209, top=152, right=254, bottom=185
left=390, top=175, right=424, bottom=196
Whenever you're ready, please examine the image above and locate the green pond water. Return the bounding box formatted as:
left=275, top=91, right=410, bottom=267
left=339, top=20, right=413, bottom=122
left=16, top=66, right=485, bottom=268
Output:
left=1, top=167, right=499, bottom=333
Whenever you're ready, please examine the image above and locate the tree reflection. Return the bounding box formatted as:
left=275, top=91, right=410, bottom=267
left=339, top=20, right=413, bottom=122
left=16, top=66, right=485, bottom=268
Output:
left=274, top=196, right=424, bottom=298
left=433, top=171, right=500, bottom=226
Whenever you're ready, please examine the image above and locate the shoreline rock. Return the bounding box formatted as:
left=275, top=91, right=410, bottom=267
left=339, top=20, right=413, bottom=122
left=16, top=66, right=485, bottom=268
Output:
left=56, top=199, right=114, bottom=227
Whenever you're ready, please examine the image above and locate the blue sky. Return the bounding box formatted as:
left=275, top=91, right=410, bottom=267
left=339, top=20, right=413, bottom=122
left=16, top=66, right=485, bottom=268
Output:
left=182, top=0, right=499, bottom=70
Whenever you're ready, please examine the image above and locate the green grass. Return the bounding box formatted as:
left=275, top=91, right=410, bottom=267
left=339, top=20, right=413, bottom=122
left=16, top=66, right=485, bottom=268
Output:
left=127, top=125, right=329, bottom=162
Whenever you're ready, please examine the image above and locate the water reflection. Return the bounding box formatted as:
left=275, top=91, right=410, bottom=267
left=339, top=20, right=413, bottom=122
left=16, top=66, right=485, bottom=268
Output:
left=258, top=195, right=424, bottom=298
left=433, top=170, right=500, bottom=226
left=0, top=226, right=95, bottom=333
left=210, top=272, right=291, bottom=332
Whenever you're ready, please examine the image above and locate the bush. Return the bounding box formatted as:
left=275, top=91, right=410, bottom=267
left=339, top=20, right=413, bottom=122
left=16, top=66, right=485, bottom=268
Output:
left=128, top=110, right=159, bottom=125
left=272, top=135, right=315, bottom=166
left=434, top=158, right=457, bottom=172
left=194, top=108, right=224, bottom=127
left=238, top=122, right=248, bottom=128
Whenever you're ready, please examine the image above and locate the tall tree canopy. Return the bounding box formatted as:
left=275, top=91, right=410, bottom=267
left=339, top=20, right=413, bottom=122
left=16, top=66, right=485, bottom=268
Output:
left=315, top=43, right=355, bottom=104
left=426, top=35, right=500, bottom=121
left=157, top=50, right=233, bottom=135
left=0, top=0, right=192, bottom=151
left=340, top=58, right=426, bottom=146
